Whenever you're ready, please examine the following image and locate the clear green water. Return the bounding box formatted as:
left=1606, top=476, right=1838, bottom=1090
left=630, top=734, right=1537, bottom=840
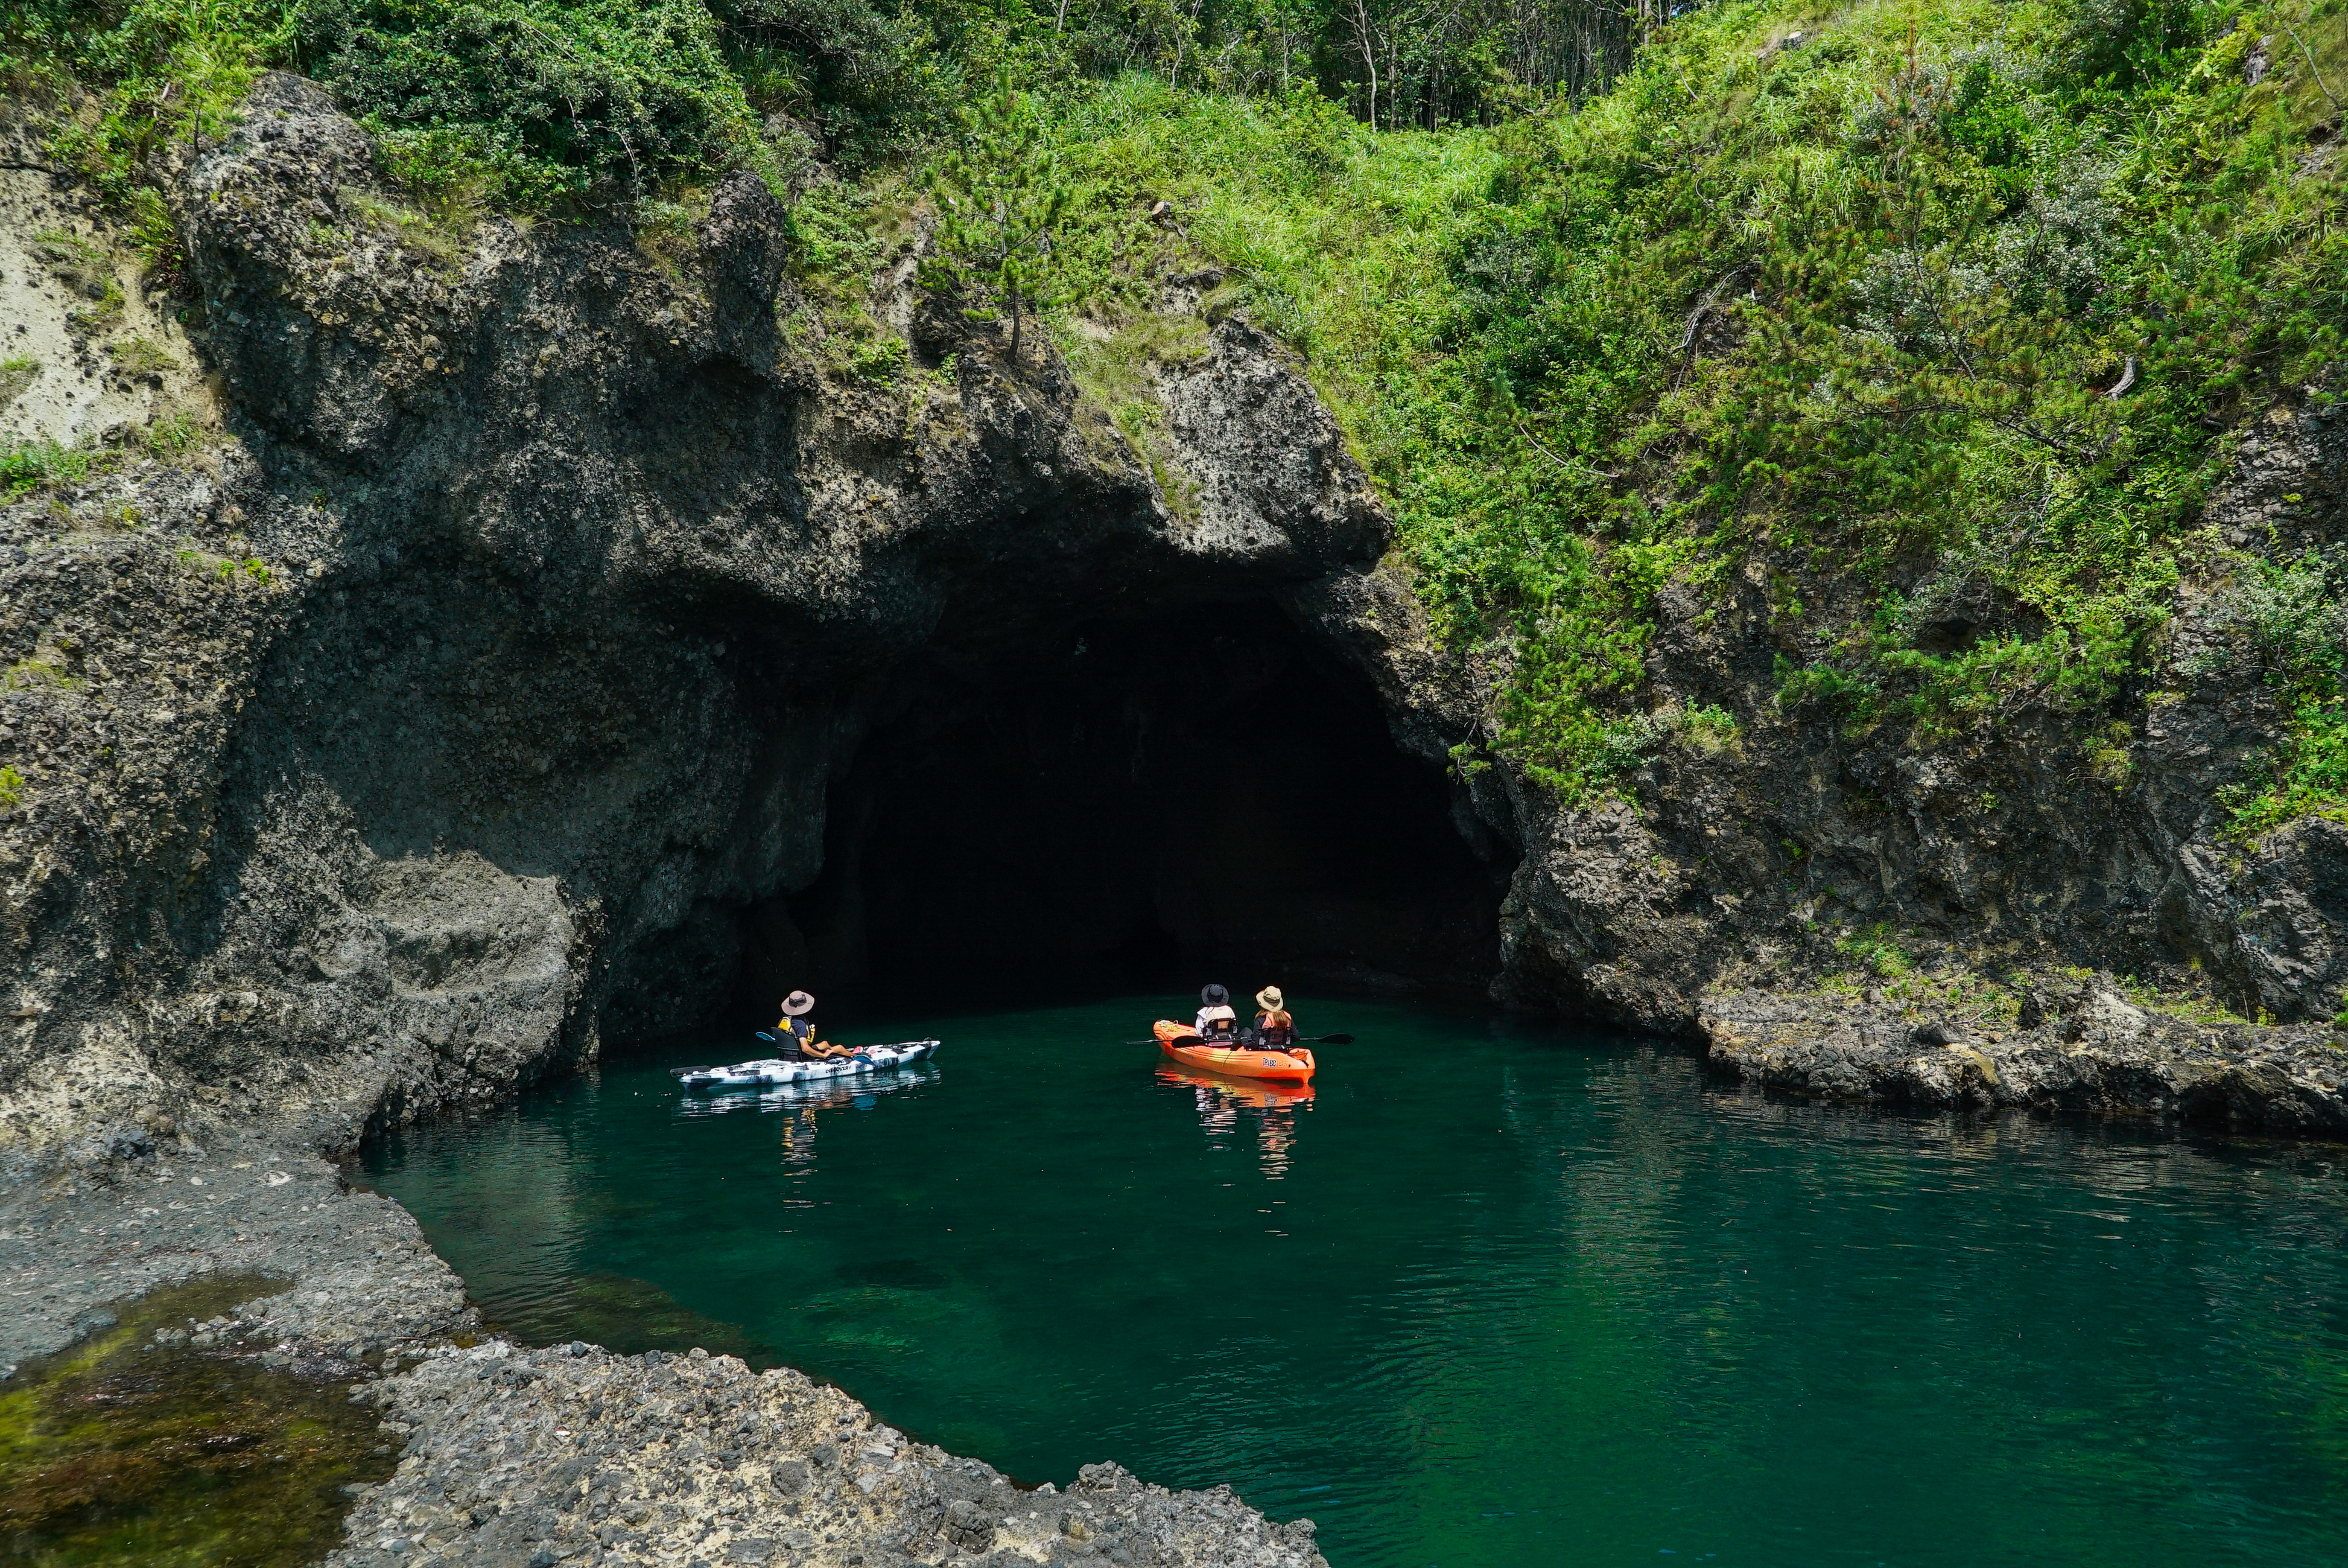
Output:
left=362, top=996, right=2348, bottom=1568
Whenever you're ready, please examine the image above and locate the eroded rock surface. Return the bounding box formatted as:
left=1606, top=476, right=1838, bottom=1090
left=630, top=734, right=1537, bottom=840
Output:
left=1701, top=987, right=2348, bottom=1135
left=1305, top=409, right=2348, bottom=1052
left=0, top=74, right=1388, bottom=1171
left=336, top=1346, right=1322, bottom=1568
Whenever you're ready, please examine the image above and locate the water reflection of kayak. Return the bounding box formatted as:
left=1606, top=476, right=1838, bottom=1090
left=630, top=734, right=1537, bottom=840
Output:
left=1152, top=1020, right=1315, bottom=1081
left=670, top=1040, right=940, bottom=1087
left=679, top=1065, right=937, bottom=1117
left=1154, top=1064, right=1316, bottom=1108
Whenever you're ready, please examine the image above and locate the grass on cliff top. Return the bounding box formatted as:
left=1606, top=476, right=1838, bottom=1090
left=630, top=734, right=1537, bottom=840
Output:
left=10, top=0, right=2348, bottom=835
left=1034, top=0, right=2348, bottom=820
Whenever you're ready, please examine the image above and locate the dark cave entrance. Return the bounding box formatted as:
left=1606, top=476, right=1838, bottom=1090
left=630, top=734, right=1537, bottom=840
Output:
left=747, top=603, right=1510, bottom=1018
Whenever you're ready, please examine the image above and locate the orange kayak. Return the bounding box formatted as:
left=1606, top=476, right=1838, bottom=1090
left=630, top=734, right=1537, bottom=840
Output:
left=1153, top=1020, right=1316, bottom=1081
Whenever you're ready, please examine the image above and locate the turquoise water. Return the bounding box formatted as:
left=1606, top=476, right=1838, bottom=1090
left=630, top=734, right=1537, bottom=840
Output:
left=362, top=996, right=2348, bottom=1568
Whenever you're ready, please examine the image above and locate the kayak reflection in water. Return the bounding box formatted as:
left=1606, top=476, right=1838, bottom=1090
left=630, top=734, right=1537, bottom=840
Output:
left=1158, top=1065, right=1312, bottom=1179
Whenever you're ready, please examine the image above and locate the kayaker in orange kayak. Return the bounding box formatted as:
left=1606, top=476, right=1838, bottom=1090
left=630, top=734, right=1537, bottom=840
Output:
left=1250, top=986, right=1295, bottom=1047
left=1149, top=991, right=1343, bottom=1082
left=1155, top=1017, right=1315, bottom=1080
left=1194, top=984, right=1239, bottom=1042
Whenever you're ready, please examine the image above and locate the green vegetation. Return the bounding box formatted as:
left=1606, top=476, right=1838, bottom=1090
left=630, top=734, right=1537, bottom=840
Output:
left=0, top=764, right=24, bottom=807
left=4, top=653, right=86, bottom=692
left=1676, top=702, right=1742, bottom=755
left=1838, top=921, right=1916, bottom=980
left=105, top=335, right=178, bottom=375
left=0, top=356, right=40, bottom=408
left=302, top=0, right=768, bottom=205
left=3, top=417, right=211, bottom=498
left=2, top=439, right=100, bottom=498
left=921, top=79, right=1074, bottom=364
left=2226, top=697, right=2348, bottom=835
left=2192, top=549, right=2348, bottom=836
left=6, top=0, right=2346, bottom=828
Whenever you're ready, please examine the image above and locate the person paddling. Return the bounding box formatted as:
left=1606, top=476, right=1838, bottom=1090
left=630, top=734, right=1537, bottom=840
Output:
left=1194, top=984, right=1238, bottom=1043
left=777, top=990, right=857, bottom=1061
left=1251, top=986, right=1296, bottom=1049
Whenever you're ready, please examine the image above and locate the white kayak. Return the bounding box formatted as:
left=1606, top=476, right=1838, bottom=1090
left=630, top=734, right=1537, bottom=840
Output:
left=671, top=1040, right=940, bottom=1087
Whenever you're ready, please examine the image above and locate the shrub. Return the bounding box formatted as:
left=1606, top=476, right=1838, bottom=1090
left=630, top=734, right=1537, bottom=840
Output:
left=921, top=79, right=1071, bottom=365
left=2184, top=553, right=2348, bottom=692
left=7, top=0, right=304, bottom=204
left=2, top=439, right=99, bottom=497
left=300, top=0, right=766, bottom=206
left=1838, top=924, right=1916, bottom=980
left=2228, top=701, right=2348, bottom=840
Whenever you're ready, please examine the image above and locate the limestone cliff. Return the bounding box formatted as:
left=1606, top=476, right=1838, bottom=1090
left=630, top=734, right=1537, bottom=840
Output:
left=0, top=74, right=1387, bottom=1165
left=1308, top=406, right=2348, bottom=1038
left=4, top=69, right=2346, bottom=1168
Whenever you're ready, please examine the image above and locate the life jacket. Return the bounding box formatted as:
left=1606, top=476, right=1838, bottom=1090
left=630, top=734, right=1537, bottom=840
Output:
left=1256, top=1013, right=1295, bottom=1048
left=783, top=1017, right=816, bottom=1056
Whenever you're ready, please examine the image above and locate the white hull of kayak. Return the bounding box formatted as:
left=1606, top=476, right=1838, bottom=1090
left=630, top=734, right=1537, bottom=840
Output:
left=673, top=1040, right=940, bottom=1087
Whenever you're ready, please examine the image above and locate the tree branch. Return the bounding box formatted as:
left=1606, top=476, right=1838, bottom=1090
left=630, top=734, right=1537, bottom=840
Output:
left=1516, top=421, right=1619, bottom=481
left=2284, top=26, right=2345, bottom=115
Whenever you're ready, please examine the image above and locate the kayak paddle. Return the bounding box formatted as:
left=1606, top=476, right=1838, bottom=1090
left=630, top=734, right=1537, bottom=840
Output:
left=1128, top=1034, right=1353, bottom=1046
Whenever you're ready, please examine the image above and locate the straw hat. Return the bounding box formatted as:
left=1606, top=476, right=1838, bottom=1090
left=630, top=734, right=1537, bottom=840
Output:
left=1256, top=985, right=1285, bottom=1012
left=782, top=990, right=816, bottom=1016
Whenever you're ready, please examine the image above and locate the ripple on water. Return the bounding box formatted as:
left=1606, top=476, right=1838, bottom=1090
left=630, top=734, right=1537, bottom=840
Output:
left=366, top=995, right=2348, bottom=1568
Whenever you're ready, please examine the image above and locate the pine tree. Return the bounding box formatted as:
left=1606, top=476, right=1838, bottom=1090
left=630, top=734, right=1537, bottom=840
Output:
left=920, top=80, right=1069, bottom=367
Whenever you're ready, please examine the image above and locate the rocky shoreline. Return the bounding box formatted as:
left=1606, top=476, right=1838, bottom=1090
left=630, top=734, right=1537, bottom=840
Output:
left=342, top=1345, right=1318, bottom=1568
left=1701, top=981, right=2348, bottom=1137
left=0, top=1117, right=1329, bottom=1568
left=6, top=970, right=2345, bottom=1565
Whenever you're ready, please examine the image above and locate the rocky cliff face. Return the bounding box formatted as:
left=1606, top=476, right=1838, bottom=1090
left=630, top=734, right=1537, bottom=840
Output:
left=1310, top=410, right=2348, bottom=1041
left=0, top=73, right=1392, bottom=1166
left=4, top=70, right=2345, bottom=1172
